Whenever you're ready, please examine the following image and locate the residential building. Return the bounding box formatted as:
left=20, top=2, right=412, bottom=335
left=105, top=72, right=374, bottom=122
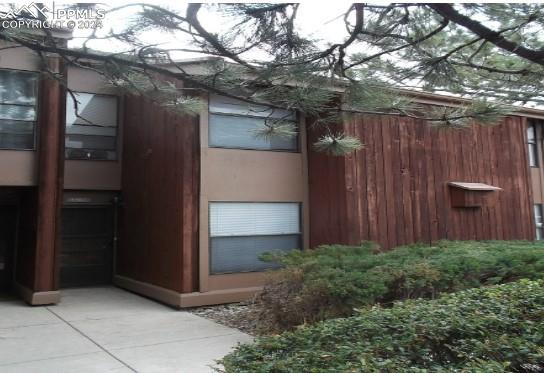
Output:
left=0, top=38, right=543, bottom=307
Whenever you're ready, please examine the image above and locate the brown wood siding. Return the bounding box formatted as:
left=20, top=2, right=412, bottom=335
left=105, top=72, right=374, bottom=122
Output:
left=118, top=95, right=200, bottom=293
left=32, top=59, right=66, bottom=292
left=308, top=114, right=535, bottom=249
left=12, top=58, right=66, bottom=292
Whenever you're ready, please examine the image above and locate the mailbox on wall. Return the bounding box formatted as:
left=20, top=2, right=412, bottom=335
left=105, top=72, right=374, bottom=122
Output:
left=448, top=182, right=502, bottom=208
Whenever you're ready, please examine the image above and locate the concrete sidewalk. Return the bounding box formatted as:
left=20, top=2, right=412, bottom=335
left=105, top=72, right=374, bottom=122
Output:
left=0, top=287, right=252, bottom=372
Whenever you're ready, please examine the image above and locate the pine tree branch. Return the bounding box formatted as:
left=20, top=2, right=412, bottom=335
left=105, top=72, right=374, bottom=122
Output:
left=428, top=4, right=544, bottom=65
left=344, top=17, right=450, bottom=70
left=0, top=32, right=283, bottom=110
left=185, top=3, right=255, bottom=70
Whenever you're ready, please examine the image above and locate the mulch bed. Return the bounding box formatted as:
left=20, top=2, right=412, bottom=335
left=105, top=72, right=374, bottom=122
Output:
left=187, top=301, right=261, bottom=336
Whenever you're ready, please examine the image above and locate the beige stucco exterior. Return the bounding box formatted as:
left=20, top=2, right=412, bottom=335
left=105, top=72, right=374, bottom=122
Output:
left=0, top=43, right=41, bottom=71
left=0, top=151, right=36, bottom=185
left=198, top=94, right=310, bottom=294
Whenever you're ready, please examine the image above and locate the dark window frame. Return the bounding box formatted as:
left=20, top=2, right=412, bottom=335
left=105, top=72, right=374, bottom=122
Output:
left=0, top=68, right=39, bottom=151
left=65, top=91, right=120, bottom=161
left=208, top=201, right=303, bottom=275
left=207, top=95, right=301, bottom=153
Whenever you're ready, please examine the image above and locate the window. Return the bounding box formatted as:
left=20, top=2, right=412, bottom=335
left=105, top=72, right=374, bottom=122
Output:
left=527, top=122, right=538, bottom=167
left=209, top=202, right=301, bottom=274
left=208, top=94, right=298, bottom=151
left=535, top=204, right=544, bottom=240
left=0, top=69, right=38, bottom=150
left=65, top=92, right=118, bottom=160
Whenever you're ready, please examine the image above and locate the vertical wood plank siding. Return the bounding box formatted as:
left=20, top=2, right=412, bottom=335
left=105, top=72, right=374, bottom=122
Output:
left=33, top=59, right=66, bottom=292
left=118, top=95, right=200, bottom=293
left=308, top=114, right=535, bottom=249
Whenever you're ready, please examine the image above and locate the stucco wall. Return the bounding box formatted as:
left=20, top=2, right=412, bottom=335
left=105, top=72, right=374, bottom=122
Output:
left=198, top=94, right=310, bottom=292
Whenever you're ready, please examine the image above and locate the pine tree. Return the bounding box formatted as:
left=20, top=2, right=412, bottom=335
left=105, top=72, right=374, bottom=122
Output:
left=1, top=3, right=543, bottom=154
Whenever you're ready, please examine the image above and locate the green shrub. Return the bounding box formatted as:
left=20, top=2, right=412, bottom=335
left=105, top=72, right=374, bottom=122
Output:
left=220, top=279, right=544, bottom=372
left=256, top=240, right=544, bottom=331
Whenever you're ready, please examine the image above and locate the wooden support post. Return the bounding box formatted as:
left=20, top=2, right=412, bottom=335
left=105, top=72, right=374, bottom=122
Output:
left=33, top=56, right=66, bottom=293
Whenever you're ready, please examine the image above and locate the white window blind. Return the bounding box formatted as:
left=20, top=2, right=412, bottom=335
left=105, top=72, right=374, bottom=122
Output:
left=210, top=202, right=300, bottom=237
left=209, top=202, right=301, bottom=274
left=208, top=94, right=298, bottom=151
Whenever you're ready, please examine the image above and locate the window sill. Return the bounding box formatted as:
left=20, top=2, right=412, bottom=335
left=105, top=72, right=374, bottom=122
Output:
left=208, top=145, right=301, bottom=154
left=65, top=158, right=119, bottom=162
left=0, top=147, right=36, bottom=151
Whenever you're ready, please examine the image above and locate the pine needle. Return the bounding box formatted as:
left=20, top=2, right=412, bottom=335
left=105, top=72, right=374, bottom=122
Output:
left=313, top=133, right=363, bottom=156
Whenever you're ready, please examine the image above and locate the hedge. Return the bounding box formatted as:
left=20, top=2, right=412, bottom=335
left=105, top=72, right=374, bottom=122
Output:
left=220, top=279, right=544, bottom=372
left=256, top=240, right=544, bottom=331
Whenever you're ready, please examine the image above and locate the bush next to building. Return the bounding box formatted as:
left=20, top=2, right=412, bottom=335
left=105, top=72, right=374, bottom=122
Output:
left=220, top=279, right=544, bottom=372
left=255, top=240, right=544, bottom=332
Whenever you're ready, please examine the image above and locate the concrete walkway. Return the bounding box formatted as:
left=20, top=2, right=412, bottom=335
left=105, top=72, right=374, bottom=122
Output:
left=0, top=287, right=252, bottom=372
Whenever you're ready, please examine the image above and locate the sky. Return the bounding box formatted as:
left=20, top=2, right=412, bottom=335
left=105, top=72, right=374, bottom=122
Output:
left=67, top=2, right=356, bottom=60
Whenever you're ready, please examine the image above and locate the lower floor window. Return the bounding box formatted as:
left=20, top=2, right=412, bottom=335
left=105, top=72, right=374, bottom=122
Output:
left=209, top=202, right=301, bottom=274
left=535, top=204, right=543, bottom=240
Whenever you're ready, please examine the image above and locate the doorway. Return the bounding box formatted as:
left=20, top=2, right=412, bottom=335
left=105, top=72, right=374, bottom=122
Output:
left=0, top=206, right=17, bottom=294
left=60, top=206, right=114, bottom=288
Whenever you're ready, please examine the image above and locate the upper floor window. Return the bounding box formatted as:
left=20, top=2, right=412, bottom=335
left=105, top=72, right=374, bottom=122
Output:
left=208, top=94, right=298, bottom=151
left=65, top=92, right=118, bottom=160
left=0, top=69, right=38, bottom=150
left=527, top=122, right=538, bottom=167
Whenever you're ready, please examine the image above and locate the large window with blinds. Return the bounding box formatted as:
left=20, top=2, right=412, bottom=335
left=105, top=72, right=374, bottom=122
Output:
left=0, top=69, right=38, bottom=150
left=209, top=202, right=301, bottom=274
left=65, top=92, right=118, bottom=160
left=208, top=94, right=298, bottom=151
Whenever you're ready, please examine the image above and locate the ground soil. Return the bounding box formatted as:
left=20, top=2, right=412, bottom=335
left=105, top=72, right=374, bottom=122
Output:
left=187, top=301, right=260, bottom=336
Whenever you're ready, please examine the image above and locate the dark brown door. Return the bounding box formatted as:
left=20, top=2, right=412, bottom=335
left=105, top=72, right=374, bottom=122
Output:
left=0, top=207, right=16, bottom=293
left=60, top=206, right=114, bottom=288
